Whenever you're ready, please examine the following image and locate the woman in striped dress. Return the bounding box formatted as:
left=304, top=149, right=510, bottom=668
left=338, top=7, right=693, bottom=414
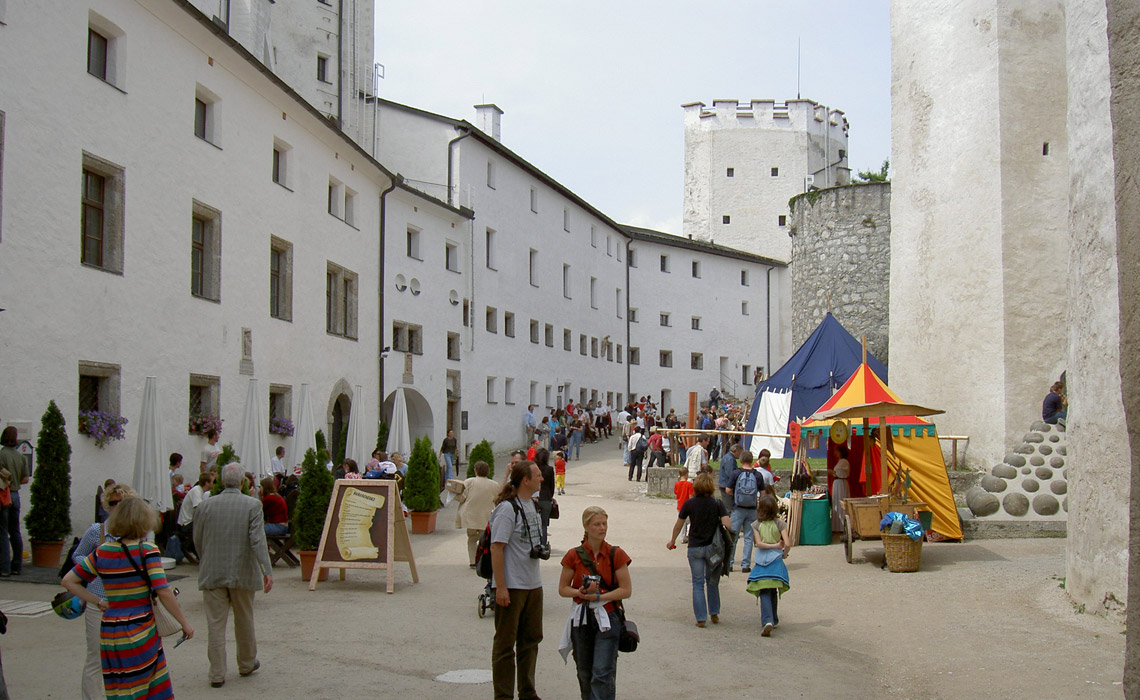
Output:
left=62, top=497, right=194, bottom=699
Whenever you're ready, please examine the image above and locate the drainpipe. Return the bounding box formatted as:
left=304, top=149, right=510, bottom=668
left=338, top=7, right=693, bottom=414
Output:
left=378, top=176, right=399, bottom=421
left=766, top=266, right=772, bottom=378
left=336, top=0, right=344, bottom=130
left=447, top=128, right=472, bottom=206
left=625, top=238, right=631, bottom=401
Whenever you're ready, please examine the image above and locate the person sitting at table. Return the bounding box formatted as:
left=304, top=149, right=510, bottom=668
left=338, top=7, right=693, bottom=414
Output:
left=260, top=478, right=289, bottom=537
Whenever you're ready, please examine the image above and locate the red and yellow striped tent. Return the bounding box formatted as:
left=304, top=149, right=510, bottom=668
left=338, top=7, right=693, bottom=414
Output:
left=801, top=363, right=963, bottom=540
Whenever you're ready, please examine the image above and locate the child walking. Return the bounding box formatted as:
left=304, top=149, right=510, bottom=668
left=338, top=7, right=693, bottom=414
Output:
left=746, top=493, right=791, bottom=637
left=674, top=466, right=694, bottom=542
left=554, top=450, right=567, bottom=495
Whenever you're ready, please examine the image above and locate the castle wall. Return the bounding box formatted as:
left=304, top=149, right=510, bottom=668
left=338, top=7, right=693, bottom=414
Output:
left=889, top=0, right=1068, bottom=469
left=789, top=183, right=891, bottom=363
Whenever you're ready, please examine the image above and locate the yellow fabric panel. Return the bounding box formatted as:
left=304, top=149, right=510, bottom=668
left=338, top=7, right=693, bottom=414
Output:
left=886, top=433, right=963, bottom=540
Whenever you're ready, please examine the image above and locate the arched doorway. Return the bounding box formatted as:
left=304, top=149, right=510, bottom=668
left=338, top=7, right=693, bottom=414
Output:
left=381, top=387, right=435, bottom=453
left=326, top=379, right=353, bottom=463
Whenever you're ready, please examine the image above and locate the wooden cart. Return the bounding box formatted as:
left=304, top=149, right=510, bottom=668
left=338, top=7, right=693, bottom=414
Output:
left=841, top=496, right=927, bottom=563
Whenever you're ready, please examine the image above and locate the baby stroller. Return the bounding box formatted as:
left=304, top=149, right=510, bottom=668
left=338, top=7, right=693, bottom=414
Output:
left=477, top=579, right=496, bottom=618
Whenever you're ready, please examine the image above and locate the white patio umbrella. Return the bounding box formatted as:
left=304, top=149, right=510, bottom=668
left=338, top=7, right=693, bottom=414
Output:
left=289, top=383, right=317, bottom=472
left=132, top=376, right=172, bottom=511
left=344, top=384, right=367, bottom=467
left=388, top=387, right=412, bottom=458
left=236, top=378, right=272, bottom=478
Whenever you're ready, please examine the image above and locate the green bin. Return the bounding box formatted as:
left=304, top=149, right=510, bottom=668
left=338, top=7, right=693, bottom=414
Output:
left=799, top=497, right=832, bottom=545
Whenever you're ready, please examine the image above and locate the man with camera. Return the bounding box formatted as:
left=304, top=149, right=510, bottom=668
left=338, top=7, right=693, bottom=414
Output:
left=490, top=460, right=547, bottom=700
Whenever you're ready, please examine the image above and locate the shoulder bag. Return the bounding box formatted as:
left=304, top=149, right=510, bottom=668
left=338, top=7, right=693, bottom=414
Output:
left=575, top=544, right=639, bottom=653
left=122, top=543, right=182, bottom=637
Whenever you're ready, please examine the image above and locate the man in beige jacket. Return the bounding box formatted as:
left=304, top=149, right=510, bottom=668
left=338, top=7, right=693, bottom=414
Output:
left=455, top=461, right=501, bottom=567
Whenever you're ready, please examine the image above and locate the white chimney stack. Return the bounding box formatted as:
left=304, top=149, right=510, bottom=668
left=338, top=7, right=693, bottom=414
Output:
left=474, top=104, right=503, bottom=142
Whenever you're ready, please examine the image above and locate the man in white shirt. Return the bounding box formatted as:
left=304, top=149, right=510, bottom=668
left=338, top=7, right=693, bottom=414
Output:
left=685, top=436, right=710, bottom=479
left=269, top=446, right=286, bottom=478
left=200, top=430, right=222, bottom=473
left=176, top=471, right=215, bottom=562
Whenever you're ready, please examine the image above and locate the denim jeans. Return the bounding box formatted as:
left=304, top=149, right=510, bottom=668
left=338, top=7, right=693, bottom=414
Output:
left=759, top=589, right=780, bottom=626
left=571, top=608, right=620, bottom=700
left=729, top=507, right=757, bottom=570
left=536, top=500, right=552, bottom=546
left=264, top=522, right=289, bottom=537
left=569, top=431, right=583, bottom=460
left=686, top=544, right=720, bottom=623
left=1, top=493, right=21, bottom=574
left=442, top=452, right=456, bottom=482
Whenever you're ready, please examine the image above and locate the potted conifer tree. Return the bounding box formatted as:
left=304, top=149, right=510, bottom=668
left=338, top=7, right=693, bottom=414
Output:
left=27, top=401, right=72, bottom=568
left=403, top=435, right=441, bottom=534
left=293, top=443, right=334, bottom=581
left=466, top=439, right=495, bottom=479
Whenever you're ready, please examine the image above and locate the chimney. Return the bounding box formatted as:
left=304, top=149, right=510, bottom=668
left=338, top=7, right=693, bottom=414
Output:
left=474, top=104, right=503, bottom=141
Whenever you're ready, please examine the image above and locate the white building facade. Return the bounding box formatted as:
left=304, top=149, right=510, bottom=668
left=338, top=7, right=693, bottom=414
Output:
left=682, top=99, right=850, bottom=260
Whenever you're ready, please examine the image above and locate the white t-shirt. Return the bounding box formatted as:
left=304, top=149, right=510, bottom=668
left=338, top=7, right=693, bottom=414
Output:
left=270, top=456, right=286, bottom=475
left=200, top=443, right=221, bottom=470
left=177, top=485, right=210, bottom=526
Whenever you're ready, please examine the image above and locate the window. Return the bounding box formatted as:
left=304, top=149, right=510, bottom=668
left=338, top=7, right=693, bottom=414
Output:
left=545, top=384, right=553, bottom=408
left=194, top=85, right=221, bottom=146
left=771, top=167, right=779, bottom=177
left=616, top=288, right=623, bottom=319
left=742, top=365, right=752, bottom=385
left=741, top=269, right=749, bottom=286
left=81, top=153, right=124, bottom=273
left=344, top=187, right=356, bottom=226
left=392, top=321, right=423, bottom=354
left=579, top=334, right=587, bottom=356
left=447, top=332, right=461, bottom=361
left=271, top=138, right=291, bottom=188
left=726, top=167, right=734, bottom=177
left=529, top=187, right=538, bottom=213
left=445, top=242, right=459, bottom=272
left=778, top=215, right=787, bottom=226
left=690, top=352, right=703, bottom=370
left=78, top=361, right=121, bottom=417
left=504, top=312, right=515, bottom=338
left=692, top=260, right=701, bottom=278
left=742, top=300, right=750, bottom=316
left=626, top=248, right=635, bottom=267
left=606, top=234, right=612, bottom=257
left=590, top=225, right=597, bottom=248
left=485, top=306, right=497, bottom=334
left=722, top=215, right=731, bottom=224
left=462, top=299, right=470, bottom=327
left=87, top=29, right=109, bottom=81
left=660, top=312, right=671, bottom=327
left=317, top=54, right=330, bottom=82
left=530, top=319, right=540, bottom=344
left=589, top=277, right=597, bottom=309
left=616, top=344, right=622, bottom=364
left=486, top=228, right=497, bottom=269
left=591, top=337, right=598, bottom=358
left=190, top=201, right=222, bottom=302
left=691, top=316, right=701, bottom=331
left=326, top=262, right=358, bottom=339
left=605, top=342, right=613, bottom=362
left=529, top=249, right=538, bottom=286
left=563, top=208, right=570, bottom=232
left=629, top=347, right=640, bottom=365
left=486, top=376, right=497, bottom=403
left=504, top=378, right=515, bottom=404
left=407, top=326, right=422, bottom=355
left=189, top=373, right=220, bottom=423
left=660, top=254, right=669, bottom=272
left=544, top=323, right=554, bottom=347
left=87, top=13, right=124, bottom=88
left=407, top=226, right=421, bottom=259
left=328, top=177, right=344, bottom=218
left=486, top=161, right=495, bottom=189
left=629, top=307, right=639, bottom=323
left=660, top=350, right=673, bottom=368
left=530, top=381, right=538, bottom=406
left=269, top=385, right=292, bottom=424
left=563, top=328, right=572, bottom=351
left=562, top=264, right=571, bottom=298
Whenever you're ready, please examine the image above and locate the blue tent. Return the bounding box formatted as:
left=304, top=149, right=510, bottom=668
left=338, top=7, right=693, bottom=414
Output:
left=745, top=313, right=887, bottom=458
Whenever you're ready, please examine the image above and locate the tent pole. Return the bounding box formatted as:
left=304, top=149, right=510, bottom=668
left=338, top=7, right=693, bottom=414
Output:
left=863, top=417, right=872, bottom=494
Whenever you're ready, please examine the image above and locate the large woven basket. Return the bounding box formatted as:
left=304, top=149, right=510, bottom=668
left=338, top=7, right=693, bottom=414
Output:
left=881, top=532, right=922, bottom=572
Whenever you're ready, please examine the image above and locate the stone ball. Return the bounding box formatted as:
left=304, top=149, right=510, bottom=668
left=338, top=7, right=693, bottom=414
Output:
left=967, top=488, right=1001, bottom=517
left=1035, top=467, right=1054, bottom=480
left=1023, top=432, right=1044, bottom=444
left=992, top=464, right=1018, bottom=479
left=1030, top=455, right=1045, bottom=466
left=1002, top=493, right=1030, bottom=517
left=1014, top=444, right=1035, bottom=455
left=1051, top=480, right=1067, bottom=495
left=1048, top=434, right=1060, bottom=443
left=1056, top=423, right=1066, bottom=433
left=1049, top=456, right=1065, bottom=469
left=1031, top=421, right=1051, bottom=432
left=1063, top=469, right=1068, bottom=479
left=1005, top=454, right=1027, bottom=467
left=1021, top=467, right=1032, bottom=475
left=1033, top=494, right=1060, bottom=516
left=1038, top=444, right=1053, bottom=456
left=1063, top=497, right=1068, bottom=512
left=1057, top=446, right=1067, bottom=456
left=1021, top=478, right=1040, bottom=493
left=980, top=475, right=1008, bottom=493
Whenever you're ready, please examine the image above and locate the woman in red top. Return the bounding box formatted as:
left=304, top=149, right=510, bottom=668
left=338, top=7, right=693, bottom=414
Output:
left=558, top=506, right=631, bottom=700
left=261, top=477, right=289, bottom=536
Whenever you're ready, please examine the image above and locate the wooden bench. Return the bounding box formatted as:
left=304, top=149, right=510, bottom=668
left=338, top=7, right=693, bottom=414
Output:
left=267, top=534, right=299, bottom=567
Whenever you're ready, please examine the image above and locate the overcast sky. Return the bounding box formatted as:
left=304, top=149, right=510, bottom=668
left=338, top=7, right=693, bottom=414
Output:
left=375, top=1, right=890, bottom=235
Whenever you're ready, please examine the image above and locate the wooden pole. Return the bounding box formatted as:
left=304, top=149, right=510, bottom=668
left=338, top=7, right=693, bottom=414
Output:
left=687, top=392, right=698, bottom=448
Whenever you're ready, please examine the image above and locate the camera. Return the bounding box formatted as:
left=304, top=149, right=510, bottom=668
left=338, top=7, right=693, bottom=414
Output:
left=530, top=543, right=551, bottom=560
left=582, top=574, right=602, bottom=589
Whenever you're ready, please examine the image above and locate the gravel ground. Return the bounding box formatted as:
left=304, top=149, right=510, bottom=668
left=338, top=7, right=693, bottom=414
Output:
left=0, top=437, right=1125, bottom=699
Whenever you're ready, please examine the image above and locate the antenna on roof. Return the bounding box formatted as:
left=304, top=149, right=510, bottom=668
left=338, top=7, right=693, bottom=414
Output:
left=797, top=37, right=801, bottom=99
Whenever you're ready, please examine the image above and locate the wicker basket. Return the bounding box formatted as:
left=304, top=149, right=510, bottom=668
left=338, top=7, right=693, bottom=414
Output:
left=881, top=532, right=923, bottom=572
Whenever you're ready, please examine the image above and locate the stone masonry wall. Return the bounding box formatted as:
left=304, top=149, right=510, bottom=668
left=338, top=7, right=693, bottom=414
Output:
left=788, top=182, right=891, bottom=363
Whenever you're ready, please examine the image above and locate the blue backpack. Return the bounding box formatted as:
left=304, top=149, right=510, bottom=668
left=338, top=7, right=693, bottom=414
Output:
left=734, top=470, right=759, bottom=508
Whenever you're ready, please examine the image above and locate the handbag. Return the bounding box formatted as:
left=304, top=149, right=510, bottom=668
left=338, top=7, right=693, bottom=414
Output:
left=575, top=544, right=639, bottom=653
left=550, top=499, right=560, bottom=520
left=122, top=542, right=182, bottom=637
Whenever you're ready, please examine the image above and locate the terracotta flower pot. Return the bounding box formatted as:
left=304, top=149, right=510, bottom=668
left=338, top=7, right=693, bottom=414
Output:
left=409, top=510, right=437, bottom=534
left=30, top=540, right=64, bottom=569
left=298, top=550, right=328, bottom=582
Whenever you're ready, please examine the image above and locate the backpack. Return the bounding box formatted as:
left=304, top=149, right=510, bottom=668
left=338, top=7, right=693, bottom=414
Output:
left=734, top=469, right=760, bottom=508
left=631, top=435, right=648, bottom=458
left=474, top=499, right=523, bottom=579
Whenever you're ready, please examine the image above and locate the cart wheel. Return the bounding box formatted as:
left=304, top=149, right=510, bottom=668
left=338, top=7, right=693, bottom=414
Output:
left=478, top=594, right=487, bottom=618
left=843, top=515, right=854, bottom=564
